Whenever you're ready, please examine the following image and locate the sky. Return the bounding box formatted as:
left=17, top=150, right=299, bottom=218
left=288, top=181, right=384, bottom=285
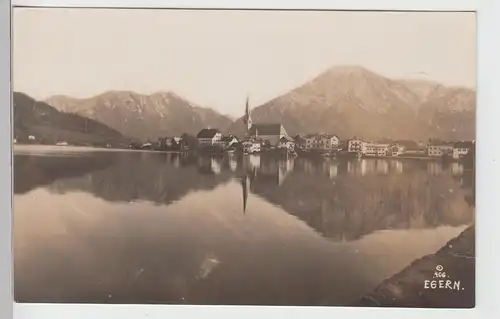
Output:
left=12, top=8, right=476, bottom=116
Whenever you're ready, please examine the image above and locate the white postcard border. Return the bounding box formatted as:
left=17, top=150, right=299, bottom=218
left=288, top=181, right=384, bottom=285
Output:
left=3, top=0, right=499, bottom=318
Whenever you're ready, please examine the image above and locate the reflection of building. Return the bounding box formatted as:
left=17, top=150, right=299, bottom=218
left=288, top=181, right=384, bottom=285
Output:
left=211, top=158, right=221, bottom=174
left=229, top=157, right=238, bottom=172
left=277, top=159, right=295, bottom=185
left=346, top=159, right=394, bottom=176
left=304, top=134, right=339, bottom=151
left=451, top=162, right=464, bottom=175
left=427, top=162, right=443, bottom=175
left=390, top=161, right=404, bottom=174
left=172, top=154, right=180, bottom=168
left=281, top=158, right=295, bottom=174
left=247, top=154, right=261, bottom=170
left=244, top=156, right=474, bottom=243
left=328, top=162, right=338, bottom=178
left=375, top=160, right=389, bottom=174
left=347, top=160, right=368, bottom=176
left=249, top=123, right=288, bottom=146
left=197, top=129, right=224, bottom=148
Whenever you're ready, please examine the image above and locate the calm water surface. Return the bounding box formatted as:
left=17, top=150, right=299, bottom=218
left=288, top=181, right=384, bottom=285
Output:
left=13, top=146, right=475, bottom=305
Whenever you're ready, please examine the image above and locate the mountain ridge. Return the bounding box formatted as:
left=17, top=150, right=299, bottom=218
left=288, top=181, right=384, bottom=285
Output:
left=13, top=92, right=129, bottom=145
left=43, top=65, right=475, bottom=141
left=226, top=65, right=475, bottom=141
left=45, top=91, right=233, bottom=140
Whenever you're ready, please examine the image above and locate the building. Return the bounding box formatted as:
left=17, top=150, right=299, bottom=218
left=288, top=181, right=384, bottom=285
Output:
left=249, top=123, right=289, bottom=146
left=196, top=129, right=224, bottom=148
left=364, top=143, right=390, bottom=157
left=389, top=144, right=405, bottom=156
left=427, top=144, right=454, bottom=157
left=243, top=141, right=261, bottom=154
left=158, top=136, right=184, bottom=150
left=293, top=135, right=307, bottom=149
left=304, top=134, right=339, bottom=151
left=278, top=136, right=295, bottom=149
left=452, top=141, right=474, bottom=160
left=221, top=135, right=239, bottom=149
left=347, top=138, right=366, bottom=153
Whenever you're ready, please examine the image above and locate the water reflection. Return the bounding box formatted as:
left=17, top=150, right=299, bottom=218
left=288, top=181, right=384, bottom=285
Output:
left=15, top=152, right=474, bottom=242
left=13, top=149, right=475, bottom=305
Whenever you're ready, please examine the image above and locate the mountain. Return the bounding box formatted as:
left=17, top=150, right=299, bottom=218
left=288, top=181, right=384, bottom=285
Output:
left=45, top=91, right=233, bottom=141
left=13, top=92, right=128, bottom=145
left=226, top=65, right=476, bottom=141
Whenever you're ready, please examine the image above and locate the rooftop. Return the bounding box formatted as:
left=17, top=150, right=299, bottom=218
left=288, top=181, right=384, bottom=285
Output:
left=196, top=128, right=221, bottom=138
left=453, top=141, right=475, bottom=148
left=250, top=123, right=285, bottom=136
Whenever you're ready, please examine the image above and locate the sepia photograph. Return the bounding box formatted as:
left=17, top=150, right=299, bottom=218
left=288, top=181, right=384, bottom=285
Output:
left=12, top=8, right=476, bottom=308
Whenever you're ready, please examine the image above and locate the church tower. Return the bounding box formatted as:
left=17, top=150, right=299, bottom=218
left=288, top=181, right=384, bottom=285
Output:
left=242, top=95, right=252, bottom=139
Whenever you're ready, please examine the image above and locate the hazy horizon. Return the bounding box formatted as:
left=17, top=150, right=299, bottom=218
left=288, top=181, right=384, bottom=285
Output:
left=13, top=8, right=476, bottom=116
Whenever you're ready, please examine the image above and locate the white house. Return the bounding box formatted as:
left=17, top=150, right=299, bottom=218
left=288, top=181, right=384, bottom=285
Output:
left=249, top=123, right=288, bottom=146
left=364, top=143, right=390, bottom=157
left=427, top=144, right=454, bottom=157
left=389, top=144, right=405, bottom=157
left=221, top=135, right=239, bottom=148
left=452, top=141, right=474, bottom=160
left=278, top=136, right=295, bottom=150
left=304, top=134, right=339, bottom=151
left=347, top=138, right=366, bottom=153
left=196, top=128, right=224, bottom=148
left=243, top=141, right=261, bottom=154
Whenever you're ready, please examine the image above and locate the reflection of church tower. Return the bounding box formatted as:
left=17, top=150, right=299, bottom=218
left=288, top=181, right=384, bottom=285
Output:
left=241, top=174, right=249, bottom=214
left=242, top=95, right=252, bottom=139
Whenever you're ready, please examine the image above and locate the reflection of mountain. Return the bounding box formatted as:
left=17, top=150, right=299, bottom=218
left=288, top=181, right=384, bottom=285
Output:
left=14, top=153, right=116, bottom=194
left=15, top=150, right=474, bottom=243
left=245, top=158, right=474, bottom=241
left=48, top=152, right=234, bottom=206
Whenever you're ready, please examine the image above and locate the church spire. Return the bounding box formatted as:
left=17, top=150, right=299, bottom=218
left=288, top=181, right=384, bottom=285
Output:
left=243, top=95, right=252, bottom=135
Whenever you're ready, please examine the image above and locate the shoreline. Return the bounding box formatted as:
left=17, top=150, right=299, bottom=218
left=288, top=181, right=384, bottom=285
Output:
left=356, top=224, right=475, bottom=308
left=12, top=144, right=185, bottom=154
left=13, top=144, right=463, bottom=163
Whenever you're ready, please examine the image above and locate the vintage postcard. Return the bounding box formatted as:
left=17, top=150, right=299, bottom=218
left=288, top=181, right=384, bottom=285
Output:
left=12, top=8, right=476, bottom=308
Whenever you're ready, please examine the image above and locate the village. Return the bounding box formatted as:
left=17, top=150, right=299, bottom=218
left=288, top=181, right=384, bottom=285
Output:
left=13, top=98, right=475, bottom=162
left=131, top=99, right=476, bottom=163
left=144, top=127, right=474, bottom=161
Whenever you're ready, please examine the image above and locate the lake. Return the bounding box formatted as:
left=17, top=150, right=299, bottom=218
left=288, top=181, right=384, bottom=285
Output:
left=13, top=145, right=475, bottom=306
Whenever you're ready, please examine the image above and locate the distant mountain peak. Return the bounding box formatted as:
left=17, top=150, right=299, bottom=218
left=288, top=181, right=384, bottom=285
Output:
left=226, top=64, right=476, bottom=141
left=44, top=90, right=233, bottom=140
left=326, top=64, right=375, bottom=74
left=13, top=92, right=126, bottom=145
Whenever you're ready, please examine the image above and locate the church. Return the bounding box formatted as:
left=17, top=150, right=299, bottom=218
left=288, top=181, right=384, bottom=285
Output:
left=242, top=97, right=290, bottom=146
